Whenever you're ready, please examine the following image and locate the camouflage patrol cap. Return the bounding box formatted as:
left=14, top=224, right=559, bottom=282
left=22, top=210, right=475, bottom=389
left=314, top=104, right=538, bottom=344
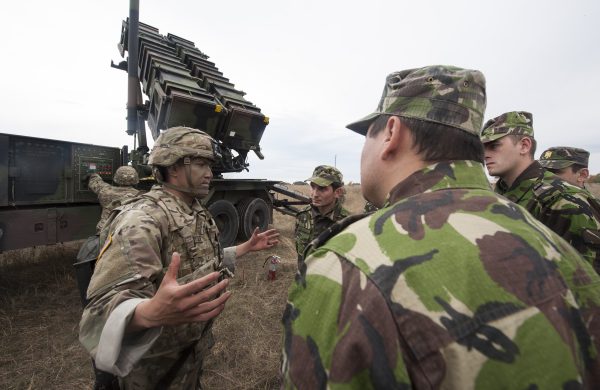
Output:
left=539, top=146, right=589, bottom=169
left=113, top=166, right=139, bottom=186
left=346, top=65, right=486, bottom=136
left=480, top=111, right=534, bottom=143
left=148, top=126, right=219, bottom=167
left=307, top=165, right=343, bottom=187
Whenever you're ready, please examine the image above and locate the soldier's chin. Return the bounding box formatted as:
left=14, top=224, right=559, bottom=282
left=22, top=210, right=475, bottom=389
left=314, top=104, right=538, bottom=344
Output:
left=192, top=187, right=210, bottom=198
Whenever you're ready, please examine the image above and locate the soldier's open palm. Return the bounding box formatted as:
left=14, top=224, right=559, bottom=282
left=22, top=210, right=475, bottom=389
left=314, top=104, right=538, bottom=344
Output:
left=133, top=252, right=231, bottom=328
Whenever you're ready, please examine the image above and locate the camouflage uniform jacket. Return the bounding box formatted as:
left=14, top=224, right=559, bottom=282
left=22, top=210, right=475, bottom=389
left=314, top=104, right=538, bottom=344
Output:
left=295, top=200, right=349, bottom=261
left=282, top=160, right=600, bottom=389
left=496, top=161, right=600, bottom=273
left=88, top=173, right=139, bottom=232
left=79, top=186, right=236, bottom=387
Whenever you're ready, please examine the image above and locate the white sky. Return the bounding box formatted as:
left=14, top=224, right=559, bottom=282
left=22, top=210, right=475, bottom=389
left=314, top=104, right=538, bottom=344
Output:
left=1, top=0, right=598, bottom=183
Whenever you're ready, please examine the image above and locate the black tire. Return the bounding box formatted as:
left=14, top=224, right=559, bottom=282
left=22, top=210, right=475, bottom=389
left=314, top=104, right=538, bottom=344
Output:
left=208, top=200, right=239, bottom=247
left=237, top=197, right=271, bottom=241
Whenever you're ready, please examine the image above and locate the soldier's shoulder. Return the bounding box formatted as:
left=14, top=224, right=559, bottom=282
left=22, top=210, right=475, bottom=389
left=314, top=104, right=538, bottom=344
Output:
left=532, top=175, right=570, bottom=203
left=296, top=205, right=311, bottom=218
left=338, top=206, right=351, bottom=218
left=318, top=212, right=375, bottom=258
left=536, top=177, right=597, bottom=207
left=111, top=194, right=168, bottom=226
left=119, top=186, right=140, bottom=196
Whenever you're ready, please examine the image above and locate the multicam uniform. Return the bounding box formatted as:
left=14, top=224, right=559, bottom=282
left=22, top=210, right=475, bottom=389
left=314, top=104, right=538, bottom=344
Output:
left=495, top=160, right=600, bottom=273
left=88, top=173, right=139, bottom=232
left=282, top=161, right=600, bottom=389
left=79, top=186, right=236, bottom=389
left=295, top=201, right=349, bottom=261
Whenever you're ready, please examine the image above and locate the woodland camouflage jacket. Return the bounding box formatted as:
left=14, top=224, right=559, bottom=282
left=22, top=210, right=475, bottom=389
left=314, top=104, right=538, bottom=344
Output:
left=295, top=201, right=349, bottom=263
left=282, top=160, right=600, bottom=389
left=496, top=161, right=600, bottom=274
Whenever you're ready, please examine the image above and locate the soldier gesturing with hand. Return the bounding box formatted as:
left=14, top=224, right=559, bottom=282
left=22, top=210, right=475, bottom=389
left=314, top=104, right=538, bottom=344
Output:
left=80, top=127, right=279, bottom=389
left=127, top=252, right=231, bottom=331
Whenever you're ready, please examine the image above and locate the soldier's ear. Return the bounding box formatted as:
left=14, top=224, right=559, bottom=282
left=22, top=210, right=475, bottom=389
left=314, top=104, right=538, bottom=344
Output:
left=381, top=116, right=409, bottom=161
left=519, top=137, right=533, bottom=155
left=578, top=168, right=590, bottom=182
left=334, top=187, right=344, bottom=198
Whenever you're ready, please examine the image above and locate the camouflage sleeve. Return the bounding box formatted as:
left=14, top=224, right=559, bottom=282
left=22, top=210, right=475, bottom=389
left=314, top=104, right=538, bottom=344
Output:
left=88, top=173, right=109, bottom=197
left=295, top=210, right=310, bottom=257
left=541, top=192, right=600, bottom=272
left=282, top=250, right=411, bottom=389
left=79, top=207, right=167, bottom=375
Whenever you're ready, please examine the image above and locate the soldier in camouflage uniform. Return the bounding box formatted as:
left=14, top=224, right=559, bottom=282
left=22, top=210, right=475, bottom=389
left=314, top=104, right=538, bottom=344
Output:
left=88, top=166, right=141, bottom=233
left=295, top=165, right=349, bottom=267
left=481, top=113, right=600, bottom=272
left=79, top=127, right=279, bottom=389
left=281, top=65, right=600, bottom=389
left=539, top=146, right=591, bottom=188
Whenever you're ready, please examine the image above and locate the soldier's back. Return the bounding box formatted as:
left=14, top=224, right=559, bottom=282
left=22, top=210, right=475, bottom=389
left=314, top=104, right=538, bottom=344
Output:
left=286, top=166, right=600, bottom=388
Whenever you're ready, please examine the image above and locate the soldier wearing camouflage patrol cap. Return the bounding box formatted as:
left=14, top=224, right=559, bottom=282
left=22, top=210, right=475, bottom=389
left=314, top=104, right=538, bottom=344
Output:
left=294, top=165, right=349, bottom=267
left=282, top=66, right=600, bottom=389
left=87, top=166, right=141, bottom=233
left=481, top=112, right=600, bottom=271
left=539, top=146, right=591, bottom=188
left=79, top=126, right=279, bottom=389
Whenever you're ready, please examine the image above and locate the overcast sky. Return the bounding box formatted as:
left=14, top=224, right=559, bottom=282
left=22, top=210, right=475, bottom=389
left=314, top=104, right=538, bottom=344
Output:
left=1, top=0, right=598, bottom=183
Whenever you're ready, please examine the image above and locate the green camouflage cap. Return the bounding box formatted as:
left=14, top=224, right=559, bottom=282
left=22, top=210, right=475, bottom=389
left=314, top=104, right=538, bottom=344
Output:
left=346, top=65, right=486, bottom=136
left=148, top=126, right=219, bottom=167
left=539, top=146, right=590, bottom=169
left=480, top=111, right=534, bottom=143
left=307, top=165, right=343, bottom=187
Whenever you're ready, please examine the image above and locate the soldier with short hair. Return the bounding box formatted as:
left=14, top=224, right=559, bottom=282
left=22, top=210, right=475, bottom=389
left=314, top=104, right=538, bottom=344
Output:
left=481, top=113, right=600, bottom=271
left=88, top=166, right=141, bottom=233
left=295, top=165, right=349, bottom=267
left=80, top=126, right=279, bottom=389
left=539, top=146, right=591, bottom=188
left=282, top=65, right=600, bottom=388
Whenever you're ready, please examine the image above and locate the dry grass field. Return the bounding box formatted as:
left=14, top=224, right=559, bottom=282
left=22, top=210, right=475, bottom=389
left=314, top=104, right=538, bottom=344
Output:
left=0, top=183, right=598, bottom=389
left=0, top=185, right=366, bottom=390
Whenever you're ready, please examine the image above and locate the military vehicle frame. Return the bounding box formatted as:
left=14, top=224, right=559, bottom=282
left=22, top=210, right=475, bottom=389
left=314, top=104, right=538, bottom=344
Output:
left=0, top=0, right=309, bottom=252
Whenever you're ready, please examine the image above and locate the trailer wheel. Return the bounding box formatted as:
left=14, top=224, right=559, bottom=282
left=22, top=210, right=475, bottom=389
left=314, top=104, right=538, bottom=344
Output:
left=208, top=200, right=239, bottom=247
left=237, top=198, right=271, bottom=241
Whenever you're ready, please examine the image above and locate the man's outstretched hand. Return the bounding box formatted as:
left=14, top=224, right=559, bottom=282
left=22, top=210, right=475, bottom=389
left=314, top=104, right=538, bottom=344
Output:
left=236, top=228, right=280, bottom=257
left=128, top=252, right=231, bottom=332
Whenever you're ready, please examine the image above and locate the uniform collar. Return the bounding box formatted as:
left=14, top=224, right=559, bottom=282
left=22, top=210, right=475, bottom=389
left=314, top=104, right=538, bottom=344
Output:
left=496, top=161, right=544, bottom=194
left=153, top=186, right=205, bottom=214
left=311, top=199, right=345, bottom=219
left=383, top=160, right=491, bottom=206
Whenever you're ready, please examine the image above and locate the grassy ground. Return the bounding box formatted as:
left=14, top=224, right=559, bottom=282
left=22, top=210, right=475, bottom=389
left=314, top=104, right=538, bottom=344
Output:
left=0, top=185, right=366, bottom=390
left=0, top=183, right=598, bottom=389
